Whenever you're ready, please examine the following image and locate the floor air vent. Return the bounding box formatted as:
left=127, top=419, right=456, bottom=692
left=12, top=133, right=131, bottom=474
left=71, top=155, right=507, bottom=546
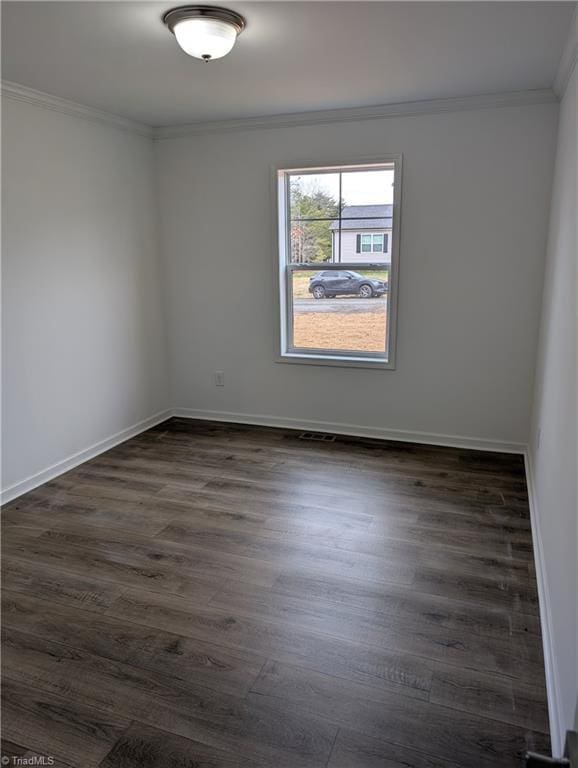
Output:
left=299, top=432, right=336, bottom=442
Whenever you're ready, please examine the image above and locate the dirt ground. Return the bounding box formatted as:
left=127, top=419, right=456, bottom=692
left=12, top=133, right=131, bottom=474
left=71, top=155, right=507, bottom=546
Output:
left=293, top=311, right=386, bottom=352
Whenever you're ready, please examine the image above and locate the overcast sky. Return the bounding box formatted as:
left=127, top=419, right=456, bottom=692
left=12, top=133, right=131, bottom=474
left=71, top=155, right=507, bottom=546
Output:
left=292, top=169, right=394, bottom=206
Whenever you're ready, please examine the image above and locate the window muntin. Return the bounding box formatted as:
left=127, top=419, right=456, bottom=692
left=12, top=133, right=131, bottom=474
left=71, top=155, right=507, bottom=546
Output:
left=277, top=159, right=400, bottom=367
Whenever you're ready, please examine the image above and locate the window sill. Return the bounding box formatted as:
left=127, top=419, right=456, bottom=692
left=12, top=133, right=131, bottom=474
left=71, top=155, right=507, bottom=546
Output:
left=278, top=352, right=396, bottom=370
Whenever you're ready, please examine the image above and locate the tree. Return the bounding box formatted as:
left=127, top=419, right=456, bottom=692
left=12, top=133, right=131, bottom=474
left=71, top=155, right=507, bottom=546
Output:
left=290, top=182, right=340, bottom=263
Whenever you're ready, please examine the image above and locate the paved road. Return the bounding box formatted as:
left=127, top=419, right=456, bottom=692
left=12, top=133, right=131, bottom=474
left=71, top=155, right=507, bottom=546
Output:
left=294, top=297, right=386, bottom=314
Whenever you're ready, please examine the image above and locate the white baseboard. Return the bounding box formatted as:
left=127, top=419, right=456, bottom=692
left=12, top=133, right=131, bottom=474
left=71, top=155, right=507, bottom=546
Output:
left=1, top=409, right=173, bottom=505
left=524, top=449, right=563, bottom=757
left=172, top=407, right=526, bottom=454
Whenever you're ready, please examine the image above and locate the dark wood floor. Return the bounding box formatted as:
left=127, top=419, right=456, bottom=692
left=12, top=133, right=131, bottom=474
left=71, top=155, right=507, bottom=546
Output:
left=1, top=418, right=549, bottom=767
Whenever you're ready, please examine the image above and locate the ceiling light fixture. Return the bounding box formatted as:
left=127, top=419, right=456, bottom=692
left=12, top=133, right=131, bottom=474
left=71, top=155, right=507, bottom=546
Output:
left=163, top=5, right=246, bottom=62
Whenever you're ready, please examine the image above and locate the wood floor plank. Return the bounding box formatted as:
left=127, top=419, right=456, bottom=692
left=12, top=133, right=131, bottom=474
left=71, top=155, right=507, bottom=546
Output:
left=4, top=534, right=225, bottom=601
left=55, top=473, right=165, bottom=502
left=275, top=452, right=528, bottom=492
left=1, top=626, right=333, bottom=768
left=413, top=507, right=531, bottom=534
left=1, top=418, right=548, bottom=765
left=154, top=486, right=535, bottom=571
left=430, top=663, right=549, bottom=732
left=99, top=723, right=268, bottom=768
left=2, top=556, right=124, bottom=612
left=328, top=727, right=464, bottom=768
left=2, top=593, right=264, bottom=697
left=1, top=678, right=129, bottom=767
left=155, top=469, right=506, bottom=519
left=99, top=447, right=280, bottom=479
left=0, top=520, right=48, bottom=538
left=249, top=661, right=549, bottom=767
left=1, top=740, right=29, bottom=759
left=165, top=495, right=377, bottom=536
left=269, top=526, right=536, bottom=589
left=486, top=503, right=532, bottom=521
left=155, top=482, right=376, bottom=524
left=39, top=506, right=374, bottom=557
left=512, top=611, right=543, bottom=636
left=32, top=496, right=535, bottom=599
left=342, top=520, right=534, bottom=561
left=32, top=523, right=283, bottom=589
left=105, top=587, right=434, bottom=698
left=210, top=579, right=543, bottom=679
left=194, top=476, right=398, bottom=517
left=116, top=445, right=509, bottom=510
left=4, top=500, right=535, bottom=595
left=155, top=521, right=417, bottom=586
left=2, top=591, right=163, bottom=665
left=64, top=462, right=208, bottom=493
left=1, top=740, right=73, bottom=768
left=148, top=454, right=518, bottom=508
left=272, top=571, right=514, bottom=639
left=410, top=565, right=538, bottom=613
left=154, top=498, right=536, bottom=583
left=2, top=493, right=172, bottom=536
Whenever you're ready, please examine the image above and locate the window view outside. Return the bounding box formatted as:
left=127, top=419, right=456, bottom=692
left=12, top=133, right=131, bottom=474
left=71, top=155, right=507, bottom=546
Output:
left=291, top=268, right=390, bottom=353
left=280, top=163, right=396, bottom=361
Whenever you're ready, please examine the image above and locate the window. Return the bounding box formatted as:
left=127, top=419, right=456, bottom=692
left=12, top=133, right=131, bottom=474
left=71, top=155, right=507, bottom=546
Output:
left=277, top=158, right=401, bottom=367
left=357, top=233, right=388, bottom=253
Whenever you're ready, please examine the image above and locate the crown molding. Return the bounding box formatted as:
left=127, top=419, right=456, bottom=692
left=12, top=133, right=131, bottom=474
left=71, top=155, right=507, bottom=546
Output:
left=1, top=80, right=154, bottom=139
left=553, top=9, right=577, bottom=98
left=1, top=80, right=559, bottom=142
left=154, top=88, right=558, bottom=140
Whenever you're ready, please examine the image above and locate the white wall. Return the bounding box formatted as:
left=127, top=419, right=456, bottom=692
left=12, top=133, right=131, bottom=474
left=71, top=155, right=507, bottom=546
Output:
left=529, top=66, right=577, bottom=755
left=156, top=102, right=558, bottom=447
left=1, top=97, right=169, bottom=495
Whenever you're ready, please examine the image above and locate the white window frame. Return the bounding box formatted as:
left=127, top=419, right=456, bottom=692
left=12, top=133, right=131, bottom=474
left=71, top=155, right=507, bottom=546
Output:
left=275, top=156, right=402, bottom=370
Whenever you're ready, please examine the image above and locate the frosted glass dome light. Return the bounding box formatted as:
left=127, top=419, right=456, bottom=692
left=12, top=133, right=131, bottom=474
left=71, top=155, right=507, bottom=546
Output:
left=163, top=6, right=246, bottom=62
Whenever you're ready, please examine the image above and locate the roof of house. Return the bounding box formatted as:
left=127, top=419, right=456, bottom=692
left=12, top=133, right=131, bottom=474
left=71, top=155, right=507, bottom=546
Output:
left=329, top=204, right=393, bottom=230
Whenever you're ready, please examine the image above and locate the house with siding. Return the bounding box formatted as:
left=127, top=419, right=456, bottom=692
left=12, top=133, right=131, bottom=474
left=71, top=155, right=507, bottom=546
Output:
left=330, top=204, right=392, bottom=263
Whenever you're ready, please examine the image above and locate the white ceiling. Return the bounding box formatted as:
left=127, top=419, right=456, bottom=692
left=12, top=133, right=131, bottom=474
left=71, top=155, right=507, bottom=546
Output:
left=2, top=2, right=574, bottom=127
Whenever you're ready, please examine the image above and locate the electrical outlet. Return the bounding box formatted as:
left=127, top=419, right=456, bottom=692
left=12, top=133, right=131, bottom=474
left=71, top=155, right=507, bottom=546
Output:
left=214, top=370, right=225, bottom=387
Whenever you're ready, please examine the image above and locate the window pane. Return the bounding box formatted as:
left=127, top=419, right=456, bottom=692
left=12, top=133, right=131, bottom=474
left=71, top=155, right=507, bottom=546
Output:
left=340, top=168, right=394, bottom=210
left=290, top=218, right=339, bottom=263
left=340, top=169, right=394, bottom=262
left=289, top=172, right=341, bottom=264
left=289, top=173, right=340, bottom=220
left=372, top=234, right=384, bottom=252
left=290, top=268, right=390, bottom=357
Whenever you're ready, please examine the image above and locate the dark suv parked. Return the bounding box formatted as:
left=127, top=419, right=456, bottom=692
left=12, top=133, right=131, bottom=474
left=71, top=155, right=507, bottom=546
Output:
left=308, top=271, right=386, bottom=299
